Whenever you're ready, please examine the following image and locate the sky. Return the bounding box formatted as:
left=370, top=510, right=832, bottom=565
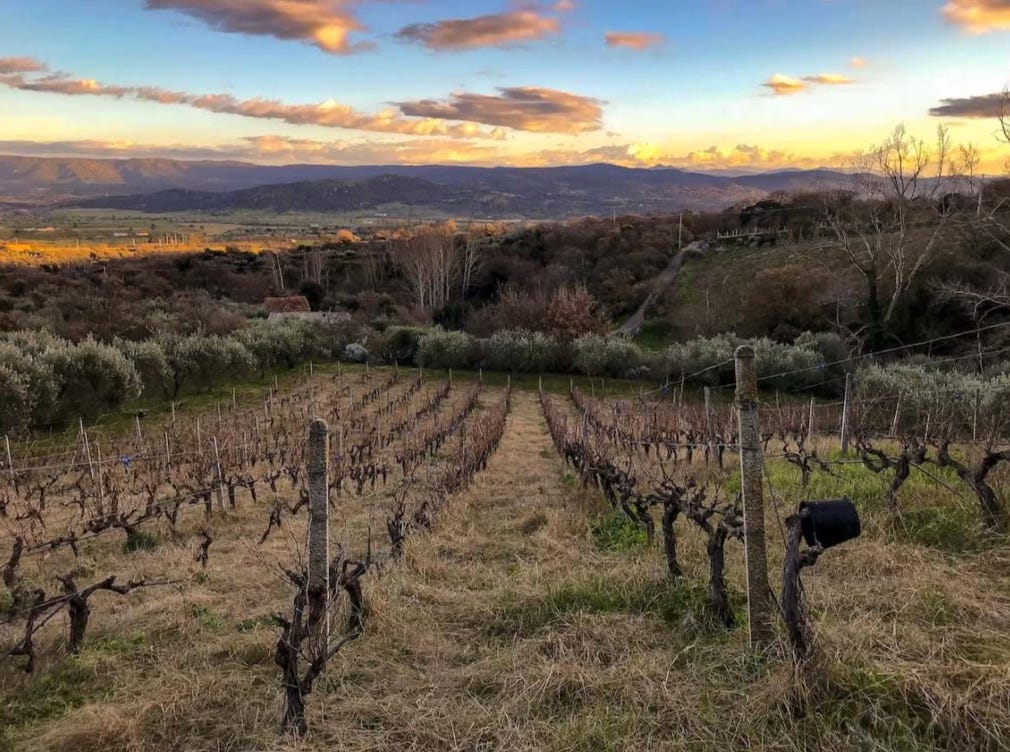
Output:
left=0, top=0, right=1008, bottom=172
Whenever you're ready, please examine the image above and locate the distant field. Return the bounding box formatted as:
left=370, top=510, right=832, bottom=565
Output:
left=0, top=207, right=526, bottom=264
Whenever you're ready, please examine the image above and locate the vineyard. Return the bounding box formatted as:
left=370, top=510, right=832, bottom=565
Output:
left=2, top=359, right=1010, bottom=751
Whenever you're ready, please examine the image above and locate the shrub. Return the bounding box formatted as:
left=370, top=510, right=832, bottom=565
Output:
left=662, top=332, right=834, bottom=391
left=482, top=328, right=563, bottom=373
left=160, top=335, right=255, bottom=396
left=0, top=363, right=33, bottom=433
left=381, top=326, right=426, bottom=365
left=417, top=328, right=476, bottom=370
left=572, top=334, right=644, bottom=378
left=115, top=338, right=172, bottom=398
left=343, top=343, right=369, bottom=363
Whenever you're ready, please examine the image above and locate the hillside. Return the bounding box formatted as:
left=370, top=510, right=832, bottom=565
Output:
left=0, top=156, right=867, bottom=217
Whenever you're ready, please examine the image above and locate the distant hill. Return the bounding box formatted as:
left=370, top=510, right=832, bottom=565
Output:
left=0, top=154, right=867, bottom=217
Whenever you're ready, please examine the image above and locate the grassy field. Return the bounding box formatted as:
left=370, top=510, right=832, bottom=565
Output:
left=2, top=371, right=1009, bottom=751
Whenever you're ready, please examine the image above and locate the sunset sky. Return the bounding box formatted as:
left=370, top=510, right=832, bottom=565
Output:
left=0, top=0, right=1008, bottom=172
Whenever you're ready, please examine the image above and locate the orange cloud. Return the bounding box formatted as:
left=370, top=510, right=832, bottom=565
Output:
left=604, top=32, right=664, bottom=50
left=849, top=57, right=867, bottom=68
left=942, top=0, right=1010, bottom=33
left=802, top=73, right=854, bottom=85
left=0, top=136, right=949, bottom=173
left=397, top=87, right=603, bottom=134
left=396, top=10, right=560, bottom=50
left=0, top=57, right=47, bottom=74
left=145, top=0, right=373, bottom=54
left=0, top=62, right=508, bottom=139
left=762, top=74, right=807, bottom=95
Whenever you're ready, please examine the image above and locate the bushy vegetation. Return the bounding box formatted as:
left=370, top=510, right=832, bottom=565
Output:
left=0, top=317, right=347, bottom=433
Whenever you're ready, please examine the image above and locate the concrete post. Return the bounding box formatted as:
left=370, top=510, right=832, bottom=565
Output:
left=734, top=346, right=774, bottom=651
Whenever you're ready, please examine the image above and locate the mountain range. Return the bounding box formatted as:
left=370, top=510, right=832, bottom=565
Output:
left=0, top=155, right=862, bottom=218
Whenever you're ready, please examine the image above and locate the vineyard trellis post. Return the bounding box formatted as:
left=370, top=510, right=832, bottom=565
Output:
left=806, top=397, right=816, bottom=445
left=734, top=346, right=774, bottom=651
left=307, top=418, right=330, bottom=646
left=4, top=435, right=13, bottom=484
left=840, top=372, right=853, bottom=454
left=211, top=437, right=225, bottom=511
left=891, top=393, right=902, bottom=436
left=79, top=418, right=94, bottom=479
left=704, top=386, right=715, bottom=464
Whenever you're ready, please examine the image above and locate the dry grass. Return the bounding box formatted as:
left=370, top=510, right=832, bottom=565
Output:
left=3, top=391, right=1010, bottom=751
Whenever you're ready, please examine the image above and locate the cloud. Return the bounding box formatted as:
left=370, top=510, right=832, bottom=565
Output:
left=397, top=87, right=603, bottom=133
left=396, top=10, right=560, bottom=50
left=0, top=57, right=47, bottom=74
left=0, top=135, right=504, bottom=166
left=0, top=136, right=929, bottom=172
left=802, top=73, right=854, bottom=85
left=0, top=62, right=510, bottom=139
left=762, top=72, right=857, bottom=95
left=849, top=57, right=867, bottom=69
left=762, top=74, right=807, bottom=95
left=604, top=32, right=664, bottom=50
left=144, top=0, right=374, bottom=54
left=929, top=91, right=1004, bottom=117
left=942, top=0, right=1010, bottom=33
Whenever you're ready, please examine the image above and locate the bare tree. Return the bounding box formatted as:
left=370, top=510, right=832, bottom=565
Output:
left=820, top=124, right=959, bottom=348
left=460, top=229, right=484, bottom=300
left=396, top=224, right=460, bottom=315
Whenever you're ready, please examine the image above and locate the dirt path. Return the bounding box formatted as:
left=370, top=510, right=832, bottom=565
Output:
left=301, top=390, right=689, bottom=752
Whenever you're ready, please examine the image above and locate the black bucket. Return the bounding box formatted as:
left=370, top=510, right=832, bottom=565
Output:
left=799, top=498, right=861, bottom=549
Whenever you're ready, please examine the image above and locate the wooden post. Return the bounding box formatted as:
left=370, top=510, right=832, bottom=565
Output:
left=538, top=374, right=543, bottom=395
left=840, top=372, right=853, bottom=455
left=734, top=346, right=774, bottom=651
left=232, top=388, right=237, bottom=411
left=94, top=440, right=105, bottom=511
left=704, top=386, right=715, bottom=464
left=196, top=418, right=202, bottom=455
left=80, top=418, right=94, bottom=479
left=211, top=437, right=225, bottom=511
left=890, top=393, right=903, bottom=437
left=164, top=431, right=172, bottom=467
left=336, top=426, right=344, bottom=497
left=4, top=435, right=14, bottom=483
left=448, top=368, right=453, bottom=387
left=806, top=397, right=816, bottom=445
left=479, top=368, right=483, bottom=387
left=972, top=388, right=979, bottom=442
left=135, top=415, right=143, bottom=442
left=307, top=418, right=330, bottom=645
left=170, top=401, right=176, bottom=424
